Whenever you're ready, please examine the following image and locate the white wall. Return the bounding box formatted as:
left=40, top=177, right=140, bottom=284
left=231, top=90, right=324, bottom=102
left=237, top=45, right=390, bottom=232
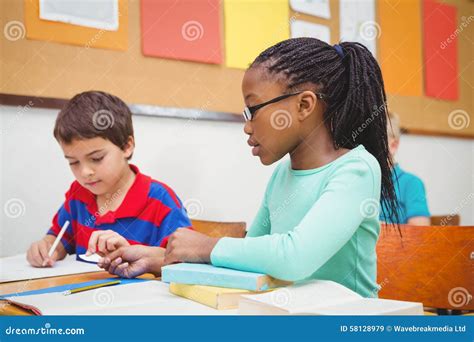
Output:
left=0, top=105, right=275, bottom=257
left=395, top=134, right=473, bottom=224
left=1, top=105, right=473, bottom=257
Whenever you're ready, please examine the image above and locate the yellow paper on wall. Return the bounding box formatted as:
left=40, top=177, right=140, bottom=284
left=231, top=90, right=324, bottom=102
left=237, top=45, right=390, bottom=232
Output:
left=24, top=0, right=128, bottom=51
left=224, top=0, right=290, bottom=69
left=378, top=0, right=423, bottom=96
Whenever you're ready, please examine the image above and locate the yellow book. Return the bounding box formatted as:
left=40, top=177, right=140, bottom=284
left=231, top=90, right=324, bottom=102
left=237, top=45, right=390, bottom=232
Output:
left=170, top=283, right=256, bottom=310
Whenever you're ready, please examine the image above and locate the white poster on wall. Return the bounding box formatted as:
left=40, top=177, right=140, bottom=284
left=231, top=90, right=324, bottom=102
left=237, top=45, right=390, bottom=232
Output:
left=290, top=0, right=331, bottom=19
left=291, top=20, right=331, bottom=44
left=39, top=0, right=119, bottom=31
left=339, top=0, right=377, bottom=57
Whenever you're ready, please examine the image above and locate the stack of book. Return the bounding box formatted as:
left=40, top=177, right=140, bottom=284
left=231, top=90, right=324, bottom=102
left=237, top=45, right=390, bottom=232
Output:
left=162, top=263, right=423, bottom=315
left=161, top=263, right=290, bottom=310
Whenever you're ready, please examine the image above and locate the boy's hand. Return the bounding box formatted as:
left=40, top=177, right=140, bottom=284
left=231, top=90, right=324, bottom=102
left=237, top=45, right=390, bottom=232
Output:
left=26, top=235, right=66, bottom=267
left=86, top=230, right=130, bottom=257
left=98, top=245, right=165, bottom=278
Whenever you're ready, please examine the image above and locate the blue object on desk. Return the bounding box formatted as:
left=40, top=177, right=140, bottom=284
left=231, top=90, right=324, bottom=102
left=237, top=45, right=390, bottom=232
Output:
left=162, top=263, right=271, bottom=291
left=0, top=278, right=149, bottom=298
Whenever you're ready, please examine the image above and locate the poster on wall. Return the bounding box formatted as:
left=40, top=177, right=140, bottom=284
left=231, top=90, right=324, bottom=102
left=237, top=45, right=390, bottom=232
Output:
left=225, top=0, right=289, bottom=69
left=25, top=0, right=127, bottom=50
left=289, top=0, right=331, bottom=19
left=378, top=0, right=423, bottom=96
left=141, top=0, right=222, bottom=64
left=339, top=0, right=377, bottom=57
left=423, top=0, right=459, bottom=100
left=39, top=0, right=119, bottom=31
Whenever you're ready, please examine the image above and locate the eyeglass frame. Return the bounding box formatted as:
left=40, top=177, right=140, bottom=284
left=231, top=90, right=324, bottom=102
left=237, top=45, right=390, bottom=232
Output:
left=242, top=91, right=326, bottom=121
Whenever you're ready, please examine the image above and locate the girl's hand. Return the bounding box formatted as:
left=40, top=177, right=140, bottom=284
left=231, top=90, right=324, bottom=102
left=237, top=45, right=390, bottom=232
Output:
left=26, top=236, right=66, bottom=267
left=98, top=245, right=164, bottom=278
left=164, top=228, right=220, bottom=265
left=86, top=230, right=130, bottom=257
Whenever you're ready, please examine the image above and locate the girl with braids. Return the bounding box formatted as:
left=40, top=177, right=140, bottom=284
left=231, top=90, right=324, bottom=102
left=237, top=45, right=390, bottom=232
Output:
left=99, top=38, right=399, bottom=297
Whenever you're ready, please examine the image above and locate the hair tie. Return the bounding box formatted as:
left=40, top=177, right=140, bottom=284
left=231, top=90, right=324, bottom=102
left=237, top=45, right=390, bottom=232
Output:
left=333, top=44, right=344, bottom=58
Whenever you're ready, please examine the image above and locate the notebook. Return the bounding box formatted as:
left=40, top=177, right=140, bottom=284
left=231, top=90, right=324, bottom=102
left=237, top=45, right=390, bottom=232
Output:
left=239, top=280, right=424, bottom=315
left=2, top=281, right=237, bottom=315
left=0, top=254, right=102, bottom=283
left=162, top=263, right=291, bottom=291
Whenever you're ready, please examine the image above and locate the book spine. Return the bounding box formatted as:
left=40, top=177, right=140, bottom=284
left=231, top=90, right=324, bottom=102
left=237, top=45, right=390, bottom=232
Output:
left=162, top=269, right=261, bottom=291
left=170, top=284, right=218, bottom=309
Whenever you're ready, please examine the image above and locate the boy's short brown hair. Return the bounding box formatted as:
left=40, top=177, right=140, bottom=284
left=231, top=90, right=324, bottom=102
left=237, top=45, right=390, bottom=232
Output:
left=54, top=91, right=134, bottom=151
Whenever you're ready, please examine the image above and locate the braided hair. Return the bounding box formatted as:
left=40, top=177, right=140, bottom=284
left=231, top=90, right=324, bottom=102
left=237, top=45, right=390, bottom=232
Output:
left=250, top=37, right=399, bottom=225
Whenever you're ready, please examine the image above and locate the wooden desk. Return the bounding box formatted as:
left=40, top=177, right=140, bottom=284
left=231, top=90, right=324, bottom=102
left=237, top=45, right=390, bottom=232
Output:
left=0, top=271, right=156, bottom=315
left=0, top=272, right=445, bottom=316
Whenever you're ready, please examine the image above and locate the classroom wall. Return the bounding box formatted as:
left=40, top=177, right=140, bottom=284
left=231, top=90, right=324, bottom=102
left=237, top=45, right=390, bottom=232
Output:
left=1, top=0, right=473, bottom=138
left=1, top=105, right=473, bottom=257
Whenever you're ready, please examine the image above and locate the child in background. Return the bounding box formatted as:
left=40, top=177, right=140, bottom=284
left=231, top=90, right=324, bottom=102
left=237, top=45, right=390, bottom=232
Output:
left=26, top=91, right=190, bottom=271
left=380, top=111, right=430, bottom=225
left=101, top=38, right=399, bottom=297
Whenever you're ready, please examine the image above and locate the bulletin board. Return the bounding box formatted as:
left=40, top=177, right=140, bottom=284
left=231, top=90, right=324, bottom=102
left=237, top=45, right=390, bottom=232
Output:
left=1, top=0, right=473, bottom=138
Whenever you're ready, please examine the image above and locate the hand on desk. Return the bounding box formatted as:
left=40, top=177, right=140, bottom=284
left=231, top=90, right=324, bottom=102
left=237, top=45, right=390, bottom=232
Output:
left=163, top=228, right=220, bottom=265
left=98, top=245, right=165, bottom=278
left=97, top=228, right=220, bottom=278
left=26, top=235, right=67, bottom=267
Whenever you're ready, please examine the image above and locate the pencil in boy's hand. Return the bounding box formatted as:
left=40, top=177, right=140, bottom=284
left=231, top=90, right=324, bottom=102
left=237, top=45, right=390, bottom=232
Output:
left=42, top=220, right=70, bottom=267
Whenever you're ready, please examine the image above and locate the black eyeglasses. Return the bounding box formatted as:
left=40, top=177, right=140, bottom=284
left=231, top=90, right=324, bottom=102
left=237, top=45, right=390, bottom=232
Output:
left=242, top=91, right=326, bottom=121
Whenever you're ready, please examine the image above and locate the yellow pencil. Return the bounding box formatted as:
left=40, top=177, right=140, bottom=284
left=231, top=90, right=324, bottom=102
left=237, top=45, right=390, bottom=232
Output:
left=62, top=280, right=121, bottom=296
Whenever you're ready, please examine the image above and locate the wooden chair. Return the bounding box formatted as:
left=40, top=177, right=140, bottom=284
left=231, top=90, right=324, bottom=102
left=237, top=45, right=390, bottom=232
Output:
left=376, top=224, right=474, bottom=311
left=430, top=214, right=460, bottom=226
left=191, top=219, right=246, bottom=238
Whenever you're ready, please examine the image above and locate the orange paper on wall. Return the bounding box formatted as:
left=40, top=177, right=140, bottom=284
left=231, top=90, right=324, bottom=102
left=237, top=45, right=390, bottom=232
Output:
left=423, top=0, right=459, bottom=100
left=141, top=0, right=222, bottom=64
left=378, top=0, right=423, bottom=96
left=24, top=0, right=127, bottom=51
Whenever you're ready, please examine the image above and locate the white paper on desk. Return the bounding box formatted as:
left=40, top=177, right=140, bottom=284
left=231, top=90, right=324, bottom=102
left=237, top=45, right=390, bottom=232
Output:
left=339, top=0, right=377, bottom=57
left=0, top=254, right=101, bottom=283
left=39, top=0, right=119, bottom=31
left=4, top=281, right=237, bottom=316
left=77, top=253, right=101, bottom=264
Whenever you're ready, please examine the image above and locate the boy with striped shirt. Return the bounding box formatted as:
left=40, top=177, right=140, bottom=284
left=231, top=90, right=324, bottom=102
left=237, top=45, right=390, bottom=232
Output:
left=26, top=91, right=190, bottom=272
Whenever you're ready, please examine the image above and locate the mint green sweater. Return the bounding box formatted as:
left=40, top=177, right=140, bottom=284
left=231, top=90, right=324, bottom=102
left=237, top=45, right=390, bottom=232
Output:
left=210, top=145, right=382, bottom=297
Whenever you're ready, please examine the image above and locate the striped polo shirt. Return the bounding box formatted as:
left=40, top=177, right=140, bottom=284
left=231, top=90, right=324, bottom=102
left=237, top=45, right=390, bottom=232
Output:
left=47, top=164, right=191, bottom=255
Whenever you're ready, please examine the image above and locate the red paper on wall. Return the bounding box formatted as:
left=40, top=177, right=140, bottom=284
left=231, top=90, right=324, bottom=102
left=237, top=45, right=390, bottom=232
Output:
left=141, top=0, right=222, bottom=64
left=423, top=0, right=459, bottom=100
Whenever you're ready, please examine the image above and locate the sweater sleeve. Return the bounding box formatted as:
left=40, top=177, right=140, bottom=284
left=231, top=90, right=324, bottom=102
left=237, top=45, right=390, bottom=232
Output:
left=210, top=157, right=379, bottom=281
